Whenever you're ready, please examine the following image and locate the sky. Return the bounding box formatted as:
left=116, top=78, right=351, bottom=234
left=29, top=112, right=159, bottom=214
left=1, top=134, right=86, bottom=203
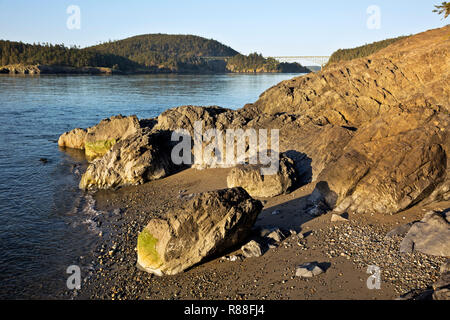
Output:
left=0, top=0, right=447, bottom=56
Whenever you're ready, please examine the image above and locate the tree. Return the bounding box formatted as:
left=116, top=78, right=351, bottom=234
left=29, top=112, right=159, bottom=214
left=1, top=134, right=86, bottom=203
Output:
left=434, top=2, right=450, bottom=18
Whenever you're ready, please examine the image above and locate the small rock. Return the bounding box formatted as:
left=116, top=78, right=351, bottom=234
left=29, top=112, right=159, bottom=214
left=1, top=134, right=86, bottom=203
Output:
left=221, top=255, right=244, bottom=262
left=266, top=228, right=287, bottom=243
left=331, top=213, right=349, bottom=222
left=295, top=262, right=325, bottom=278
left=241, top=240, right=264, bottom=258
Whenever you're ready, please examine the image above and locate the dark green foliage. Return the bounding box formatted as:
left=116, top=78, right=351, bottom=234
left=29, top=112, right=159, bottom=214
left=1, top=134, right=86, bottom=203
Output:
left=0, top=34, right=309, bottom=73
left=89, top=34, right=239, bottom=70
left=327, top=36, right=409, bottom=65
left=0, top=40, right=140, bottom=70
left=226, top=53, right=309, bottom=73
left=434, top=2, right=450, bottom=18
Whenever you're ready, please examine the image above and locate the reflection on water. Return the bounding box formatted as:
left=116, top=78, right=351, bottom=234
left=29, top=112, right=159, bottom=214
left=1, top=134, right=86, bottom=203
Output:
left=0, top=73, right=303, bottom=299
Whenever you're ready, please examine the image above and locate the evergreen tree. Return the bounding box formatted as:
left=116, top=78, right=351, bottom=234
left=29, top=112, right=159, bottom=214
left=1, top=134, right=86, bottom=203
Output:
left=434, top=2, right=450, bottom=18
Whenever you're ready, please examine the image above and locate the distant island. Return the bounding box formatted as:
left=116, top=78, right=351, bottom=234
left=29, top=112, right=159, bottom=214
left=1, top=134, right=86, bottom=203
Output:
left=0, top=34, right=310, bottom=75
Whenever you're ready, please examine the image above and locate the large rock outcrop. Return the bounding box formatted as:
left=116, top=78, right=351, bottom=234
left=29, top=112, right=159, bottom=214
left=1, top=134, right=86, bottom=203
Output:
left=242, top=26, right=450, bottom=214
left=136, top=188, right=263, bottom=276
left=249, top=26, right=449, bottom=125
left=321, top=111, right=448, bottom=214
left=79, top=130, right=174, bottom=190
left=58, top=115, right=141, bottom=160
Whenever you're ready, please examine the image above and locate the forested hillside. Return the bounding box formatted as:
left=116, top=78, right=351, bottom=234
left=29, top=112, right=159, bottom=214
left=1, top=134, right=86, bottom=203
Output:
left=0, top=40, right=138, bottom=70
left=226, top=53, right=310, bottom=73
left=327, top=36, right=409, bottom=65
left=89, top=34, right=239, bottom=70
left=0, top=34, right=310, bottom=74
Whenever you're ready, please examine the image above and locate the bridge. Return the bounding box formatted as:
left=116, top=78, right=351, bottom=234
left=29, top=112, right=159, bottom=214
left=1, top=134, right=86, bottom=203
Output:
left=201, top=55, right=331, bottom=70
left=272, top=56, right=330, bottom=69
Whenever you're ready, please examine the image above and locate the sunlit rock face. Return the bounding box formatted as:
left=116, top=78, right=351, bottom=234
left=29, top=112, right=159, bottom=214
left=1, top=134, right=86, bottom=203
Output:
left=137, top=188, right=262, bottom=276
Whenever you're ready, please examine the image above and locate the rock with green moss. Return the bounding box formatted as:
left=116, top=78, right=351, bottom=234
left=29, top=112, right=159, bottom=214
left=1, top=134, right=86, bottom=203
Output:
left=84, top=139, right=117, bottom=160
left=136, top=188, right=263, bottom=276
left=137, top=229, right=164, bottom=276
left=58, top=115, right=141, bottom=160
left=80, top=130, right=174, bottom=190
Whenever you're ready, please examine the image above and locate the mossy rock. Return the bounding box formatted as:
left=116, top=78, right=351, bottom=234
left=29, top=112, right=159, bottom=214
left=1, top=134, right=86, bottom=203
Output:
left=85, top=139, right=116, bottom=160
left=137, top=229, right=162, bottom=270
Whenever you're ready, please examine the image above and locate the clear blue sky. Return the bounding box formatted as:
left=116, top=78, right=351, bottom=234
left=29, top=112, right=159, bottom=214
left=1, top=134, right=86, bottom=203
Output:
left=0, top=0, right=447, bottom=56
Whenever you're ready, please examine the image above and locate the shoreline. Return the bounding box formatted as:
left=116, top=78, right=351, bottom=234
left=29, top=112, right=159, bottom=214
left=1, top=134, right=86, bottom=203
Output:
left=71, top=166, right=448, bottom=300
left=0, top=71, right=310, bottom=76
left=0, top=64, right=312, bottom=76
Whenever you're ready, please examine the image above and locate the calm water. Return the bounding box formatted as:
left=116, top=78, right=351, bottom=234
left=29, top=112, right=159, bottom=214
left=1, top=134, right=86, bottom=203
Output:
left=0, top=73, right=302, bottom=299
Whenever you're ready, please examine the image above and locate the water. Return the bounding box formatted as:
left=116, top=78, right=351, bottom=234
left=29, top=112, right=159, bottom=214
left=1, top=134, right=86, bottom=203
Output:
left=0, top=73, right=302, bottom=299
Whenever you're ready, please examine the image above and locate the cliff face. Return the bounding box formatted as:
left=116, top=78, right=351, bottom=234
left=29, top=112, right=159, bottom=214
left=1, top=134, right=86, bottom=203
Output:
left=243, top=26, right=450, bottom=215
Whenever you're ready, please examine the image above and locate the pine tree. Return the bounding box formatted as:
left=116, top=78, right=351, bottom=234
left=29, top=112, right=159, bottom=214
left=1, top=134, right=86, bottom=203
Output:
left=434, top=2, right=450, bottom=18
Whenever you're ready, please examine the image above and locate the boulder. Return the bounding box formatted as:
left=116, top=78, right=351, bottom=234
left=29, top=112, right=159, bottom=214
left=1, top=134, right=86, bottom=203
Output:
left=79, top=130, right=174, bottom=190
left=227, top=153, right=298, bottom=198
left=153, top=105, right=255, bottom=134
left=136, top=188, right=263, bottom=276
left=400, top=211, right=450, bottom=257
left=320, top=112, right=448, bottom=215
left=153, top=105, right=230, bottom=134
left=58, top=115, right=141, bottom=160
